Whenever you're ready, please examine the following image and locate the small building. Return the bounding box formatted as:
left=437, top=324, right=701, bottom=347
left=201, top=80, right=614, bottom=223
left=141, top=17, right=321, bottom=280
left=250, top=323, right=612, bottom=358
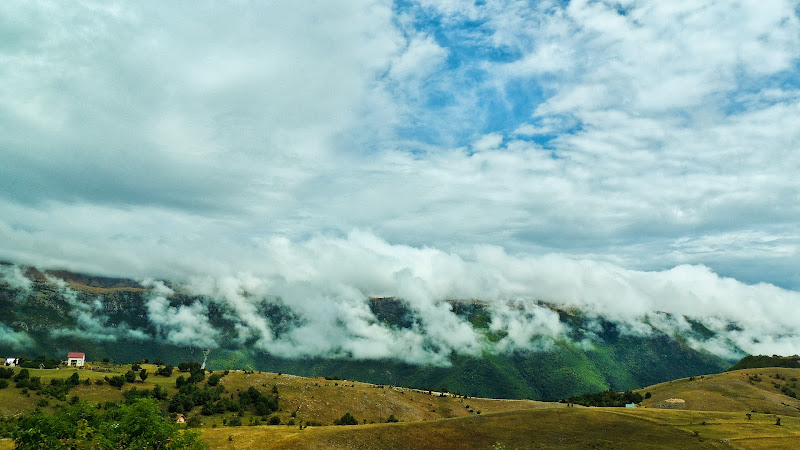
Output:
left=67, top=352, right=85, bottom=367
left=625, top=403, right=637, bottom=408
left=4, top=358, right=19, bottom=367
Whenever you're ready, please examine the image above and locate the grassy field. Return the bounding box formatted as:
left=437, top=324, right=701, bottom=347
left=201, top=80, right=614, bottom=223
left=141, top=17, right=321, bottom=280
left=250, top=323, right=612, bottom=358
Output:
left=0, top=362, right=555, bottom=426
left=637, top=367, right=800, bottom=417
left=200, top=407, right=800, bottom=449
left=4, top=363, right=800, bottom=448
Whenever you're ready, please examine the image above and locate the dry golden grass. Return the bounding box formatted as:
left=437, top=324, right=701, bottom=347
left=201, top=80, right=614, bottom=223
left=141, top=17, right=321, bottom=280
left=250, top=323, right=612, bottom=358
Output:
left=6, top=364, right=800, bottom=448
left=201, top=407, right=800, bottom=449
left=200, top=407, right=718, bottom=449
left=200, top=371, right=557, bottom=428
left=638, top=368, right=800, bottom=417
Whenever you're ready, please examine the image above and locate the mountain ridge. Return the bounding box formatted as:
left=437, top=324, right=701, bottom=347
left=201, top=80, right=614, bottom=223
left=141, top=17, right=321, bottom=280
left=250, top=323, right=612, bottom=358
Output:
left=0, top=264, right=735, bottom=399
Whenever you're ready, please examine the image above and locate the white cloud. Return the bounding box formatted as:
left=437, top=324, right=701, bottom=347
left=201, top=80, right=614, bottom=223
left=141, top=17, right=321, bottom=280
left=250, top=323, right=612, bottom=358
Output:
left=1, top=0, right=800, bottom=360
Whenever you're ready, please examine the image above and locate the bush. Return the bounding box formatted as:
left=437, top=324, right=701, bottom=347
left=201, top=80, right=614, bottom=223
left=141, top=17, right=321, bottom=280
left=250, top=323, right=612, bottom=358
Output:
left=13, top=369, right=29, bottom=382
left=334, top=412, right=358, bottom=426
left=178, top=362, right=202, bottom=373
left=108, top=376, right=127, bottom=389
left=268, top=416, right=281, bottom=425
left=187, top=415, right=203, bottom=428
left=207, top=373, right=222, bottom=386
left=228, top=416, right=242, bottom=427
left=125, top=370, right=137, bottom=383
left=387, top=414, right=398, bottom=423
left=14, top=398, right=205, bottom=449
left=157, top=365, right=174, bottom=377
left=0, top=380, right=8, bottom=389
left=0, top=367, right=14, bottom=379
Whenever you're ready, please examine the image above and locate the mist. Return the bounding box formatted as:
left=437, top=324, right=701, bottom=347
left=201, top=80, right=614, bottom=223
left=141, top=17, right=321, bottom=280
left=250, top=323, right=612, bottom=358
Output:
left=2, top=231, right=798, bottom=365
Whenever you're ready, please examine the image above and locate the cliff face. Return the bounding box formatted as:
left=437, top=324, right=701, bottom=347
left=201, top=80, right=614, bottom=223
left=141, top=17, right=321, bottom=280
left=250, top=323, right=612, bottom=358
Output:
left=0, top=267, right=733, bottom=400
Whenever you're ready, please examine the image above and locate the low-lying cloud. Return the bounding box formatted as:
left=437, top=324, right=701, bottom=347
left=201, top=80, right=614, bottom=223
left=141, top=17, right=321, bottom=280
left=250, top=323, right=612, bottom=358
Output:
left=3, top=231, right=799, bottom=364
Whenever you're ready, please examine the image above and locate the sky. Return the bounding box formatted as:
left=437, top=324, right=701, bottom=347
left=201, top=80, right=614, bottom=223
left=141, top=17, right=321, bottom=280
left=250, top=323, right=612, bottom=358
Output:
left=1, top=1, right=800, bottom=359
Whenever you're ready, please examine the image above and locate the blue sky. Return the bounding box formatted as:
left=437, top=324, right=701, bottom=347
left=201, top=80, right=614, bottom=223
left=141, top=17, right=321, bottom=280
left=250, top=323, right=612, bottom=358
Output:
left=1, top=1, right=800, bottom=357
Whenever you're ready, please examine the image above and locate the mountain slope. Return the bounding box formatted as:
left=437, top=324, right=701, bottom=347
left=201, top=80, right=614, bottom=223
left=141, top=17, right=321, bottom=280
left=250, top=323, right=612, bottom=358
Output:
left=0, top=265, right=733, bottom=399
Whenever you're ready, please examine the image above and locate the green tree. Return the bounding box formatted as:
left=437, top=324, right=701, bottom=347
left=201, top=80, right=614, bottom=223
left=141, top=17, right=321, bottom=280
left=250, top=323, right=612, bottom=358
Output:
left=140, top=368, right=148, bottom=383
left=334, top=412, right=358, bottom=425
left=13, top=399, right=206, bottom=449
left=124, top=370, right=137, bottom=383
left=207, top=373, right=222, bottom=386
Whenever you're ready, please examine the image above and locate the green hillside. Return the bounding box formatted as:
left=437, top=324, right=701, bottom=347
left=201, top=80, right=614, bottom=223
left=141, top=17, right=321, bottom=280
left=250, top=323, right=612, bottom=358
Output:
left=0, top=267, right=732, bottom=400
left=729, top=355, right=800, bottom=371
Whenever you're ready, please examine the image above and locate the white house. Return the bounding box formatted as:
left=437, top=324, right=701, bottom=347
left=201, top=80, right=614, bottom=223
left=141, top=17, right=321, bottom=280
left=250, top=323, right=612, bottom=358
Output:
left=67, top=352, right=85, bottom=367
left=4, top=358, right=19, bottom=367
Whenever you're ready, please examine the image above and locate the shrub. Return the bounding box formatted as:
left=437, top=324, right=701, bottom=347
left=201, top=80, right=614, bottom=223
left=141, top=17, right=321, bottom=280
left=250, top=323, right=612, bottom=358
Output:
left=178, top=362, right=202, bottom=373
left=124, top=370, right=137, bottom=383
left=108, top=376, right=127, bottom=389
left=387, top=414, right=398, bottom=423
left=187, top=415, right=203, bottom=428
left=14, top=398, right=205, bottom=449
left=334, top=412, right=358, bottom=426
left=13, top=369, right=29, bottom=382
left=0, top=380, right=8, bottom=389
left=207, top=373, right=222, bottom=386
left=157, top=365, right=174, bottom=377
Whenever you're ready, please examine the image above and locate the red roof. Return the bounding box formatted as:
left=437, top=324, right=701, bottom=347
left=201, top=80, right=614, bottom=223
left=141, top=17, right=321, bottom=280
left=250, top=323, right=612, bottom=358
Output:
left=67, top=352, right=85, bottom=359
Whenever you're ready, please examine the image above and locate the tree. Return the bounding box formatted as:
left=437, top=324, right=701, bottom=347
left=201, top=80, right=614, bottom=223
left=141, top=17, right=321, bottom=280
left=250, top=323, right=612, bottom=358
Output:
left=13, top=399, right=206, bottom=449
left=178, top=362, right=202, bottom=373
left=140, top=369, right=148, bottom=383
left=207, top=373, right=222, bottom=386
left=125, top=370, right=137, bottom=383
left=108, top=376, right=127, bottom=389
left=334, top=412, right=358, bottom=425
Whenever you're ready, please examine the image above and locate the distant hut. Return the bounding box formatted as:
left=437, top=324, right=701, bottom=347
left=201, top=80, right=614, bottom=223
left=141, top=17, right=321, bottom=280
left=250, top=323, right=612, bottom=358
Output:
left=4, top=358, right=19, bottom=367
left=67, top=352, right=86, bottom=368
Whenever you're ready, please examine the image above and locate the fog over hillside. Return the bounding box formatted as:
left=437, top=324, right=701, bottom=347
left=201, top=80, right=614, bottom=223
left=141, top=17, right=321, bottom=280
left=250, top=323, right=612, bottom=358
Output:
left=1, top=1, right=799, bottom=364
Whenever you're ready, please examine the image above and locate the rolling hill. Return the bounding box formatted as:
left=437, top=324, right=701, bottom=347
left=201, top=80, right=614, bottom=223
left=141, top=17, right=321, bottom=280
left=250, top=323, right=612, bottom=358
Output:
left=0, top=265, right=734, bottom=400
left=1, top=361, right=800, bottom=448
